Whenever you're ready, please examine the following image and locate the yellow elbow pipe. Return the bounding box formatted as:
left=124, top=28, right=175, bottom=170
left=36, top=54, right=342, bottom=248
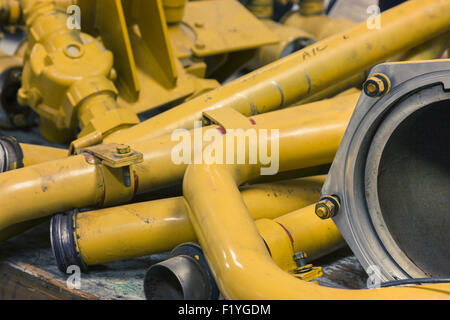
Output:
left=182, top=106, right=450, bottom=300
left=106, top=0, right=450, bottom=144
left=52, top=177, right=325, bottom=268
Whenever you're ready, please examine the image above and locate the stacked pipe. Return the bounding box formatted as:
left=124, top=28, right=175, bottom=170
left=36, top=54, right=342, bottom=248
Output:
left=0, top=0, right=449, bottom=300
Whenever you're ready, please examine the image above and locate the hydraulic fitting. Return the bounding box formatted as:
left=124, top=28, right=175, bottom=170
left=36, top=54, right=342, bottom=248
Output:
left=18, top=1, right=139, bottom=143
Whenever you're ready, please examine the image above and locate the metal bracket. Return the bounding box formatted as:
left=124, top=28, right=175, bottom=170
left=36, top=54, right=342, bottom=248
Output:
left=203, top=107, right=254, bottom=131
left=78, top=143, right=143, bottom=169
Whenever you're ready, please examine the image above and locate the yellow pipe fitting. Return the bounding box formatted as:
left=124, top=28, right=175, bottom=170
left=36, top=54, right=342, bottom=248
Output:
left=18, top=0, right=139, bottom=143
left=0, top=93, right=358, bottom=238
left=55, top=177, right=325, bottom=267
left=162, top=0, right=187, bottom=24
left=182, top=112, right=450, bottom=299
left=107, top=0, right=450, bottom=144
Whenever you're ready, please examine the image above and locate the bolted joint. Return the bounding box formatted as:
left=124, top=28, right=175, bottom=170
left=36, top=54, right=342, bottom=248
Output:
left=293, top=251, right=308, bottom=268
left=116, top=144, right=131, bottom=155
left=315, top=195, right=341, bottom=220
left=363, top=73, right=391, bottom=97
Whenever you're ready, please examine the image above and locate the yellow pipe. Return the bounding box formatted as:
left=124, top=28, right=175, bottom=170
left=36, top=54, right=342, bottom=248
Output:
left=258, top=204, right=345, bottom=266
left=106, top=0, right=450, bottom=144
left=0, top=93, right=358, bottom=236
left=0, top=155, right=101, bottom=231
left=131, top=92, right=359, bottom=193
left=70, top=177, right=325, bottom=266
left=182, top=109, right=450, bottom=300
left=20, top=143, right=67, bottom=167
left=284, top=12, right=355, bottom=41
left=397, top=31, right=450, bottom=61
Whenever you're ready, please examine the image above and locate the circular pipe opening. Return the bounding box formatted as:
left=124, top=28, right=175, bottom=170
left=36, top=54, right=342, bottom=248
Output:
left=376, top=100, right=449, bottom=277
left=144, top=255, right=210, bottom=300
left=144, top=264, right=184, bottom=300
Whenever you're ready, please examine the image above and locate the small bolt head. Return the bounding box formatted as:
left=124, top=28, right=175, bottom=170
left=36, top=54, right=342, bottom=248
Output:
left=195, top=21, right=204, bottom=28
left=363, top=73, right=391, bottom=97
left=315, top=196, right=340, bottom=220
left=116, top=145, right=131, bottom=155
left=195, top=42, right=205, bottom=50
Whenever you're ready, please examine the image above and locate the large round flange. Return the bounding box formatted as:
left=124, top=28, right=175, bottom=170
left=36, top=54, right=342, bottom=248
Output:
left=322, top=60, right=450, bottom=281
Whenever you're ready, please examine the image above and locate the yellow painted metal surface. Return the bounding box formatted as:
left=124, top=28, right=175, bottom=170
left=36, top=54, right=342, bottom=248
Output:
left=73, top=177, right=325, bottom=265
left=182, top=96, right=450, bottom=299
left=0, top=93, right=357, bottom=236
left=107, top=0, right=450, bottom=144
left=246, top=19, right=315, bottom=71
left=273, top=204, right=345, bottom=262
left=18, top=0, right=139, bottom=143
left=183, top=0, right=279, bottom=57
left=20, top=143, right=67, bottom=167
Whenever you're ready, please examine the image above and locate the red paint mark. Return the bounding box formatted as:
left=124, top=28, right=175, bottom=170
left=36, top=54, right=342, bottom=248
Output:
left=277, top=222, right=294, bottom=246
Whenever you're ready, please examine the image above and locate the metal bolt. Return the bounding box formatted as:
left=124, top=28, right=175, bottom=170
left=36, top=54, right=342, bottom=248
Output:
left=116, top=145, right=131, bottom=155
left=363, top=73, right=391, bottom=97
left=195, top=42, right=205, bottom=50
left=293, top=252, right=308, bottom=268
left=194, top=21, right=204, bottom=28
left=315, top=195, right=340, bottom=220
